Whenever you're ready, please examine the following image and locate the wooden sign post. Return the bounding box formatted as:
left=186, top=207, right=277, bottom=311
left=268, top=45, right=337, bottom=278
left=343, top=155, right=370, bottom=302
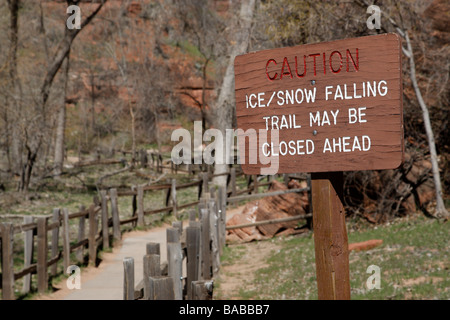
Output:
left=234, top=34, right=403, bottom=300
left=311, top=171, right=350, bottom=299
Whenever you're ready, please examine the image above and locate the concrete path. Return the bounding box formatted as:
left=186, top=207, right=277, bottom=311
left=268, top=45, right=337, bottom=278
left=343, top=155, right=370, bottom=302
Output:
left=43, top=225, right=169, bottom=300
left=35, top=206, right=243, bottom=300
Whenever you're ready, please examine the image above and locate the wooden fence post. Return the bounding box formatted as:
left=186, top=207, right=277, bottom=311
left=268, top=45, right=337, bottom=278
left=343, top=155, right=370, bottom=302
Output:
left=311, top=172, right=350, bottom=300
left=110, top=188, right=121, bottom=242
left=140, top=149, right=147, bottom=168
left=230, top=167, right=236, bottom=197
left=150, top=153, right=155, bottom=169
left=131, top=186, right=137, bottom=228
left=123, top=257, right=135, bottom=300
left=88, top=205, right=98, bottom=266
left=76, top=206, right=86, bottom=263
left=100, top=190, right=110, bottom=250
left=167, top=242, right=183, bottom=300
left=1, top=223, right=15, bottom=300
left=166, top=227, right=180, bottom=244
left=156, top=154, right=161, bottom=173
left=202, top=173, right=209, bottom=198
left=191, top=280, right=213, bottom=300
left=209, top=199, right=220, bottom=277
left=186, top=223, right=200, bottom=300
left=306, top=174, right=313, bottom=228
left=22, top=216, right=34, bottom=295
left=284, top=173, right=290, bottom=186
left=189, top=209, right=196, bottom=222
left=62, top=208, right=71, bottom=272
left=50, top=209, right=60, bottom=276
left=146, top=242, right=160, bottom=255
left=217, top=186, right=227, bottom=253
left=143, top=254, right=161, bottom=300
left=137, top=185, right=145, bottom=227
left=200, top=208, right=211, bottom=280
left=148, top=276, right=175, bottom=300
left=253, top=175, right=259, bottom=194
left=171, top=179, right=177, bottom=218
left=172, top=221, right=183, bottom=236
left=37, top=217, right=48, bottom=294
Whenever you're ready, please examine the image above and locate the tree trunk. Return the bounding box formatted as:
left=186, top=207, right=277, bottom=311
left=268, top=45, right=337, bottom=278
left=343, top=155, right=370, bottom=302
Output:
left=129, top=100, right=136, bottom=166
left=404, top=32, right=448, bottom=219
left=213, top=0, right=256, bottom=186
left=201, top=58, right=210, bottom=132
left=7, top=0, right=23, bottom=175
left=17, top=0, right=107, bottom=191
left=53, top=53, right=71, bottom=176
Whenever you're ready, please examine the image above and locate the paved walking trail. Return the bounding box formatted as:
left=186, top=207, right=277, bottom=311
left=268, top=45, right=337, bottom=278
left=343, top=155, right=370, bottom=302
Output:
left=37, top=225, right=170, bottom=300
left=36, top=207, right=242, bottom=300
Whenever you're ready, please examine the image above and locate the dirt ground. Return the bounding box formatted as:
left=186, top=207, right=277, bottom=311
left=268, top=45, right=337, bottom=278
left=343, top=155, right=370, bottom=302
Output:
left=215, top=240, right=282, bottom=300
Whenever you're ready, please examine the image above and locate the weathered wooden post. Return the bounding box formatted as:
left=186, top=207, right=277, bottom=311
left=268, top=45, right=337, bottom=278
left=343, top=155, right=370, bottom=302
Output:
left=131, top=186, right=137, bottom=228
left=230, top=167, right=236, bottom=197
left=1, top=222, right=15, bottom=300
left=217, top=186, right=227, bottom=252
left=171, top=179, right=177, bottom=219
left=137, top=185, right=145, bottom=227
left=191, top=280, right=213, bottom=300
left=143, top=254, right=161, bottom=300
left=62, top=208, right=71, bottom=271
left=140, top=149, right=147, bottom=168
left=186, top=222, right=200, bottom=300
left=200, top=208, right=211, bottom=280
left=100, top=190, right=110, bottom=250
left=50, top=209, right=60, bottom=276
left=172, top=221, right=183, bottom=237
left=37, top=217, right=48, bottom=294
left=166, top=227, right=180, bottom=244
left=253, top=175, right=259, bottom=194
left=202, top=172, right=209, bottom=198
left=88, top=205, right=98, bottom=266
left=311, top=172, right=350, bottom=299
left=233, top=34, right=404, bottom=300
left=148, top=276, right=175, bottom=300
left=123, top=257, right=135, bottom=300
left=146, top=242, right=160, bottom=255
left=76, top=205, right=86, bottom=263
left=189, top=209, right=197, bottom=222
left=110, top=188, right=121, bottom=242
left=284, top=173, right=290, bottom=186
left=167, top=242, right=183, bottom=300
left=22, top=216, right=34, bottom=294
left=208, top=199, right=220, bottom=277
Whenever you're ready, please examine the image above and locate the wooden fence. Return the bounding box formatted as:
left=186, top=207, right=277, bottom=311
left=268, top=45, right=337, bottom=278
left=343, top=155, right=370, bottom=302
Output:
left=0, top=159, right=310, bottom=300
left=123, top=194, right=225, bottom=300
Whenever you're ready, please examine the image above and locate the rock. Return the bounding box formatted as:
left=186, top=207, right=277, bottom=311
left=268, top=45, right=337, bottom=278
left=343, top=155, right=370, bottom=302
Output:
left=226, top=204, right=258, bottom=236
left=226, top=179, right=310, bottom=242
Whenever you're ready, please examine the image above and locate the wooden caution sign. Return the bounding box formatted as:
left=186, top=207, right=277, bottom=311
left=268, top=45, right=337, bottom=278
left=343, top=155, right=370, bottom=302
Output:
left=234, top=34, right=403, bottom=300
left=234, top=33, right=403, bottom=175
